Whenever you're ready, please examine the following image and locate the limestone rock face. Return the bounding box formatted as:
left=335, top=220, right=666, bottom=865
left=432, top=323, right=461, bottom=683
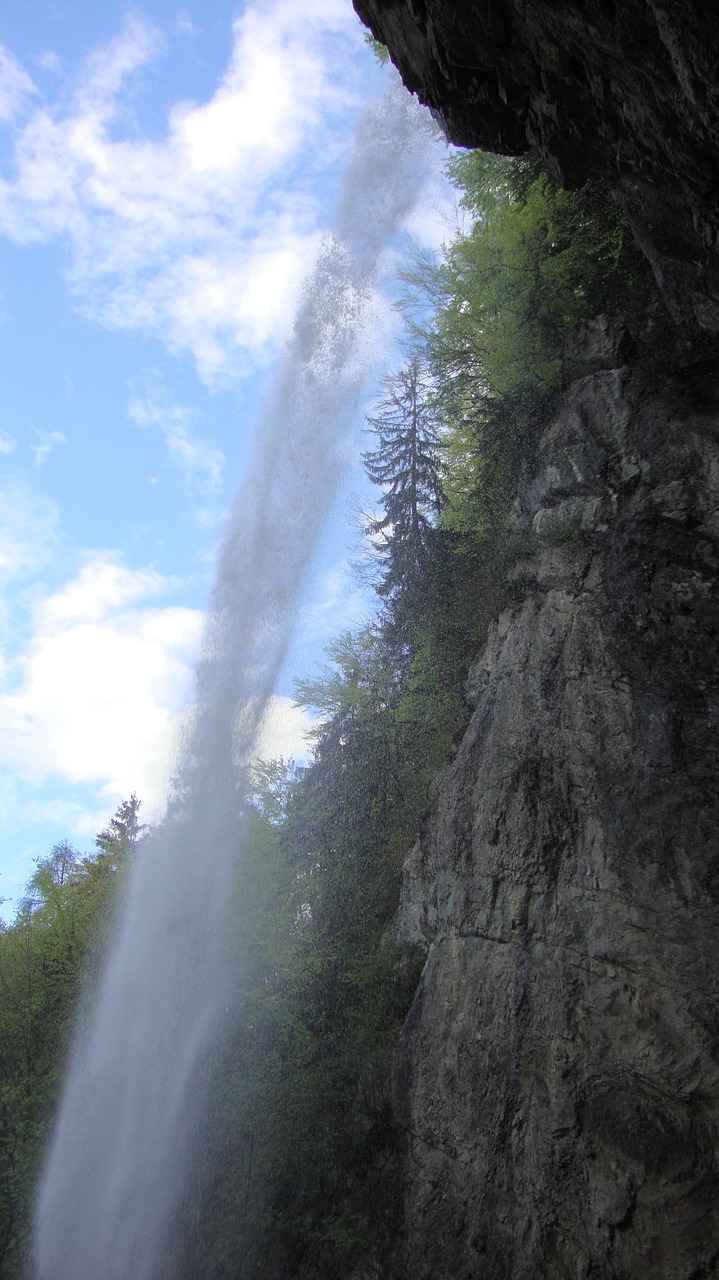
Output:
left=353, top=0, right=719, bottom=333
left=392, top=324, right=719, bottom=1278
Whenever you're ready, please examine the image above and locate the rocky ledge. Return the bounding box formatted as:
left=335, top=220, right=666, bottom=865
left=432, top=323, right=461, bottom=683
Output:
left=353, top=0, right=719, bottom=335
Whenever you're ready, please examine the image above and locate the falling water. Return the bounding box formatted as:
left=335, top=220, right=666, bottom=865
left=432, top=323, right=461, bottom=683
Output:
left=33, top=81, right=434, bottom=1280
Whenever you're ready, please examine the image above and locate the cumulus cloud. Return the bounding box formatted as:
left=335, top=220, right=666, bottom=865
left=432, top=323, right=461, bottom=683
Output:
left=0, top=552, right=316, bottom=829
left=0, top=558, right=202, bottom=814
left=0, top=1, right=368, bottom=382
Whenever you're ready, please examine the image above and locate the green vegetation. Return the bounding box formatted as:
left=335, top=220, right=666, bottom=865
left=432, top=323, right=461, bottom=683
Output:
left=0, top=153, right=668, bottom=1278
left=0, top=797, right=141, bottom=1277
left=363, top=33, right=390, bottom=65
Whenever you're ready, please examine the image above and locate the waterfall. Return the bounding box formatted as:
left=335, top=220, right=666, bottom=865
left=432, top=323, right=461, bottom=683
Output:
left=33, top=80, right=434, bottom=1280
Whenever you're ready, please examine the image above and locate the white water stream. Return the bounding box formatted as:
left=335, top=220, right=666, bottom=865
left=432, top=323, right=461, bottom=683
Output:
left=33, top=81, right=434, bottom=1280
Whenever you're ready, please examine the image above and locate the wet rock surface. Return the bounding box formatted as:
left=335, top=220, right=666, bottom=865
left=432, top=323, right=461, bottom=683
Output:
left=392, top=323, right=719, bottom=1278
left=353, top=0, right=719, bottom=333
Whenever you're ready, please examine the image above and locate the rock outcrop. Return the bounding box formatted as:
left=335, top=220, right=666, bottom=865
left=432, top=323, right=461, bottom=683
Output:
left=353, top=0, right=719, bottom=334
left=391, top=321, right=719, bottom=1278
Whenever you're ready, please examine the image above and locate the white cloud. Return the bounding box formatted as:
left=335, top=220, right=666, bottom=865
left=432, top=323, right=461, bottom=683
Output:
left=0, top=479, right=59, bottom=579
left=35, top=51, right=62, bottom=75
left=79, top=13, right=162, bottom=108
left=128, top=381, right=224, bottom=492
left=0, top=558, right=202, bottom=815
left=32, top=428, right=66, bottom=466
left=20, top=796, right=108, bottom=841
left=0, top=2, right=369, bottom=382
left=0, top=429, right=16, bottom=454
left=0, top=554, right=314, bottom=833
left=176, top=12, right=197, bottom=38
left=35, top=558, right=175, bottom=628
left=0, top=45, right=37, bottom=124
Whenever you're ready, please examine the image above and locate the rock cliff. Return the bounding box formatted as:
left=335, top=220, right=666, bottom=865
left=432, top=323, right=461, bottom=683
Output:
left=391, top=321, right=719, bottom=1277
left=353, top=0, right=719, bottom=334
left=346, top=7, right=719, bottom=1273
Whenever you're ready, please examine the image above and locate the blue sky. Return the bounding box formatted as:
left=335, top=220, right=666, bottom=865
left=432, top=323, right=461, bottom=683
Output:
left=0, top=0, right=451, bottom=915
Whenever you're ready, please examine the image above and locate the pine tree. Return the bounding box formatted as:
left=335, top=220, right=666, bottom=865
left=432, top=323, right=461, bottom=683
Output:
left=361, top=358, right=443, bottom=605
left=94, top=794, right=143, bottom=869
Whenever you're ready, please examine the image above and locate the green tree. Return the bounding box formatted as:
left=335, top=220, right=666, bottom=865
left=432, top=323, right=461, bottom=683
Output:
left=434, top=153, right=659, bottom=397
left=362, top=358, right=444, bottom=601
left=397, top=153, right=668, bottom=543
left=94, top=792, right=143, bottom=866
left=0, top=798, right=143, bottom=1278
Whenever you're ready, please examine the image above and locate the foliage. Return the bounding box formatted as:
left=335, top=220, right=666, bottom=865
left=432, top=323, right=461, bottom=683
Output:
left=0, top=799, right=142, bottom=1278
left=95, top=793, right=143, bottom=865
left=401, top=152, right=667, bottom=543
left=362, top=358, right=444, bottom=600
left=363, top=32, right=390, bottom=64
left=433, top=153, right=661, bottom=397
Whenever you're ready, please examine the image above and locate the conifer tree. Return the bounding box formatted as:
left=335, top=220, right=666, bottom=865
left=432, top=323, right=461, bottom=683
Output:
left=94, top=793, right=143, bottom=868
left=361, top=357, right=443, bottom=606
